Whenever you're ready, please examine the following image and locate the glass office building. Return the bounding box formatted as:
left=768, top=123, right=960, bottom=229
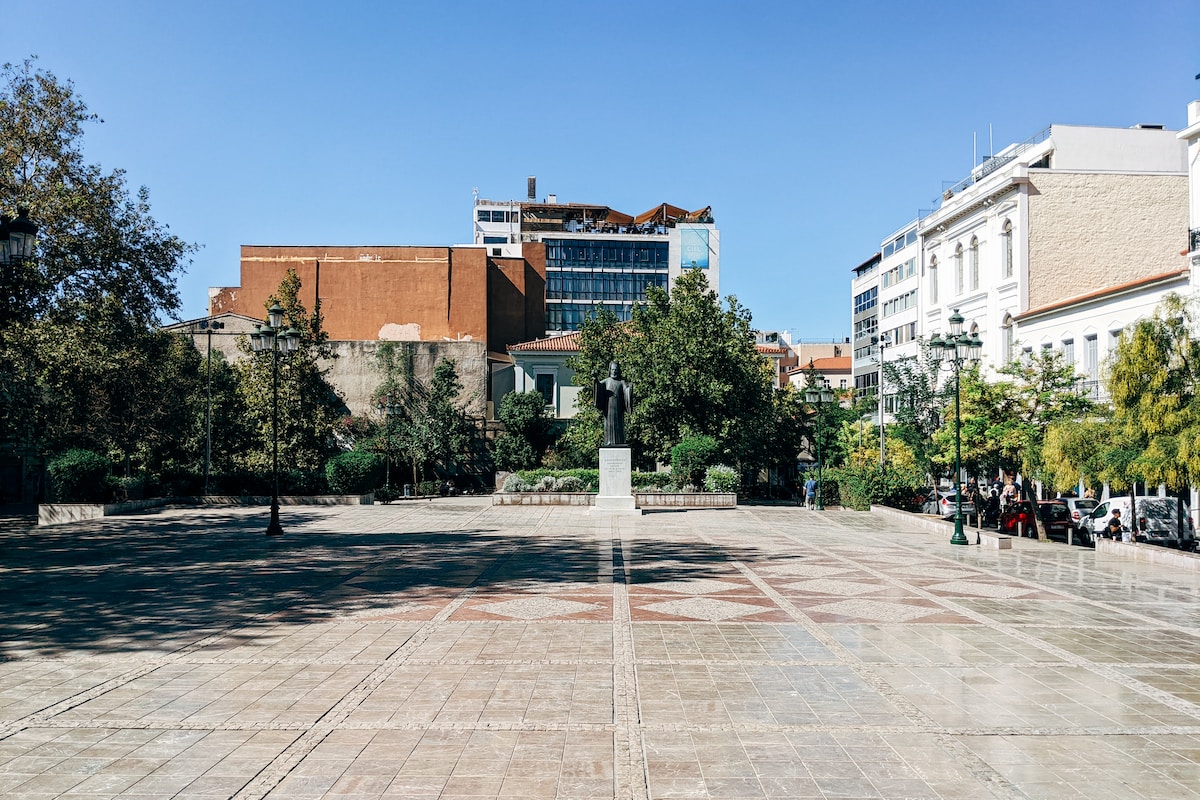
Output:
left=543, top=238, right=670, bottom=331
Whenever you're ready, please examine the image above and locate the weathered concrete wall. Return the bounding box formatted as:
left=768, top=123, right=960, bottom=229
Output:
left=323, top=340, right=487, bottom=419
left=1027, top=172, right=1187, bottom=310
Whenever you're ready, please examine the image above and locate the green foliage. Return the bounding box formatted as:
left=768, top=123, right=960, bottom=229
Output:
left=829, top=462, right=926, bottom=511
left=324, top=451, right=384, bottom=494
left=494, top=391, right=551, bottom=471
left=1, top=60, right=198, bottom=491
left=670, top=434, right=720, bottom=486
left=703, top=464, right=739, bottom=494
left=881, top=341, right=949, bottom=473
left=234, top=270, right=346, bottom=476
left=1103, top=294, right=1200, bottom=491
left=548, top=406, right=603, bottom=468
left=631, top=471, right=672, bottom=490
left=417, top=480, right=440, bottom=497
left=46, top=448, right=111, bottom=502
left=515, top=468, right=599, bottom=491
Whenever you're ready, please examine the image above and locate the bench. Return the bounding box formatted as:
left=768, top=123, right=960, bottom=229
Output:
left=979, top=530, right=1012, bottom=550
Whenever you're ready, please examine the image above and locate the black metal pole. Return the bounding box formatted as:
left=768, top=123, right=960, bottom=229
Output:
left=267, top=343, right=283, bottom=536
left=951, top=364, right=968, bottom=545
left=815, top=402, right=824, bottom=511
left=204, top=326, right=213, bottom=496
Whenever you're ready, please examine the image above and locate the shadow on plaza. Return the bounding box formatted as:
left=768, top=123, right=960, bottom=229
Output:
left=0, top=506, right=789, bottom=658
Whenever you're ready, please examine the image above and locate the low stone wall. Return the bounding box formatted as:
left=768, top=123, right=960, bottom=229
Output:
left=492, top=493, right=737, bottom=508
left=870, top=505, right=955, bottom=535
left=1096, top=538, right=1200, bottom=572
left=38, top=494, right=374, bottom=526
left=637, top=493, right=736, bottom=508
left=39, top=498, right=172, bottom=526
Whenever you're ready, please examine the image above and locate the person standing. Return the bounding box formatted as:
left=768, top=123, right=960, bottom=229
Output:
left=804, top=476, right=817, bottom=510
left=1106, top=508, right=1126, bottom=541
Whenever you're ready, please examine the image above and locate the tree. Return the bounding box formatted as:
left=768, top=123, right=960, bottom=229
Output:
left=424, top=358, right=474, bottom=478
left=494, top=391, right=551, bottom=471
left=1104, top=293, right=1200, bottom=491
left=1, top=59, right=196, bottom=487
left=882, top=340, right=949, bottom=475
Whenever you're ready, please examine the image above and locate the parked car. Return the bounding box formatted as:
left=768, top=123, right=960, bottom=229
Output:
left=922, top=489, right=976, bottom=519
left=1059, top=497, right=1099, bottom=544
left=1087, top=496, right=1196, bottom=550
left=998, top=500, right=1074, bottom=540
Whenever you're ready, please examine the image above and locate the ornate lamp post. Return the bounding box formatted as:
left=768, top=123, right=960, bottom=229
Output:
left=198, top=319, right=225, bottom=496
left=0, top=208, right=39, bottom=324
left=378, top=395, right=402, bottom=493
left=929, top=309, right=982, bottom=546
left=250, top=303, right=300, bottom=536
left=805, top=374, right=836, bottom=511
left=872, top=332, right=890, bottom=465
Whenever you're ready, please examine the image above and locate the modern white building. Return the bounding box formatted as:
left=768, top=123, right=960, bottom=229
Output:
left=1182, top=100, right=1200, bottom=292
left=857, top=122, right=1189, bottom=408
left=474, top=180, right=719, bottom=334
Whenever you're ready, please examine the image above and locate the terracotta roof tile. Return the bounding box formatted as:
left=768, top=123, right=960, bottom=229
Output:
left=508, top=332, right=582, bottom=352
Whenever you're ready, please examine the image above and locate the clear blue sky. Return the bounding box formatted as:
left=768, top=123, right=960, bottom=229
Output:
left=10, top=1, right=1196, bottom=339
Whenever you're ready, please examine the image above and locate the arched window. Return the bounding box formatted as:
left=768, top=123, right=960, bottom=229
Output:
left=969, top=237, right=980, bottom=291
left=928, top=256, right=938, bottom=303
left=954, top=244, right=964, bottom=295
left=1001, top=220, right=1013, bottom=279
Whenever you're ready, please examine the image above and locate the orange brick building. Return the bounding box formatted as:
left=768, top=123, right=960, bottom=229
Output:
left=209, top=244, right=546, bottom=354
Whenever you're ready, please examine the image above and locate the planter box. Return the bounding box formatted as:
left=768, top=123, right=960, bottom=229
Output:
left=1096, top=538, right=1200, bottom=572
left=38, top=494, right=374, bottom=526
left=492, top=492, right=736, bottom=508
left=39, top=498, right=172, bottom=526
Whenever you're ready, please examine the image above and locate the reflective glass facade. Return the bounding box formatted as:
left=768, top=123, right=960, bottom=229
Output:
left=544, top=238, right=670, bottom=331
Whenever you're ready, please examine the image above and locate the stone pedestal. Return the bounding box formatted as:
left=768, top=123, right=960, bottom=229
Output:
left=592, top=446, right=641, bottom=515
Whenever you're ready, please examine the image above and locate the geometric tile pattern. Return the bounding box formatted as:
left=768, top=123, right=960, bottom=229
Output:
left=471, top=597, right=604, bottom=620
left=636, top=597, right=775, bottom=621
left=4, top=500, right=1200, bottom=800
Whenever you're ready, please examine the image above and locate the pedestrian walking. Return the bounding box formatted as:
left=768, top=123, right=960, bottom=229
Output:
left=804, top=476, right=817, bottom=510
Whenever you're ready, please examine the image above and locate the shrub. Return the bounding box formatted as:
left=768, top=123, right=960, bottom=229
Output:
left=502, top=474, right=533, bottom=492
left=46, top=449, right=111, bottom=503
left=325, top=452, right=383, bottom=494
left=631, top=471, right=672, bottom=490
left=555, top=476, right=584, bottom=492
left=418, top=480, right=440, bottom=497
left=704, top=464, right=739, bottom=494
left=670, top=435, right=720, bottom=487
left=516, top=468, right=599, bottom=491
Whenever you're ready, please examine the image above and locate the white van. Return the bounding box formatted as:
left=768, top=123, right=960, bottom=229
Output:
left=1087, top=496, right=1195, bottom=550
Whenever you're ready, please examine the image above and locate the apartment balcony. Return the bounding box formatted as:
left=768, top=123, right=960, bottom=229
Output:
left=1189, top=227, right=1200, bottom=254
left=1075, top=379, right=1107, bottom=402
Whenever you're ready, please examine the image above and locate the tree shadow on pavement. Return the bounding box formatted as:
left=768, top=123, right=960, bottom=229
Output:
left=0, top=506, right=795, bottom=659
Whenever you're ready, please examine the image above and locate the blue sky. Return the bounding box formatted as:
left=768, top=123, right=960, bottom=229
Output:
left=10, top=1, right=1196, bottom=339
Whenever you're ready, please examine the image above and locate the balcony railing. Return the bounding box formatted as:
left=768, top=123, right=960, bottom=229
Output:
left=1189, top=228, right=1200, bottom=254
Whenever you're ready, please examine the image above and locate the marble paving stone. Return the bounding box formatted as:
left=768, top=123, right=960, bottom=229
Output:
left=468, top=597, right=605, bottom=621
left=6, top=501, right=1200, bottom=800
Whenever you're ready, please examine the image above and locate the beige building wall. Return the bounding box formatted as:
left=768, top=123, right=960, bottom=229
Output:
left=1027, top=172, right=1188, bottom=309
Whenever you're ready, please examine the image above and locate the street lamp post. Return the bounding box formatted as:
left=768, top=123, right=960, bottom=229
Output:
left=805, top=374, right=836, bottom=511
left=250, top=303, right=300, bottom=536
left=0, top=208, right=39, bottom=325
left=378, top=395, right=402, bottom=492
left=872, top=332, right=890, bottom=465
left=198, top=319, right=225, bottom=496
left=929, top=309, right=983, bottom=546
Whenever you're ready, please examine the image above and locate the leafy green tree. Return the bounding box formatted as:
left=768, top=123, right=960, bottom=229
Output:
left=548, top=406, right=603, bottom=469
left=882, top=340, right=949, bottom=475
left=1, top=59, right=196, bottom=488
left=234, top=270, right=345, bottom=477
left=1103, top=293, right=1200, bottom=491
left=494, top=391, right=551, bottom=471
left=424, top=358, right=475, bottom=477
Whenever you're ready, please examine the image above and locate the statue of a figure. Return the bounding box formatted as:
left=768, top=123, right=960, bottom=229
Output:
left=595, top=361, right=633, bottom=447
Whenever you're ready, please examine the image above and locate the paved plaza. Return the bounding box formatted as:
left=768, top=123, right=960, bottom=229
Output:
left=2, top=500, right=1200, bottom=799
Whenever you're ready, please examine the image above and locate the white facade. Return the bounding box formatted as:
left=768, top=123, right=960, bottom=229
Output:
left=1181, top=100, right=1200, bottom=283
left=861, top=123, right=1188, bottom=400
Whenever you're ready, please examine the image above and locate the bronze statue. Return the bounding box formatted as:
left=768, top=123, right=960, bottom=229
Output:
left=595, top=361, right=633, bottom=447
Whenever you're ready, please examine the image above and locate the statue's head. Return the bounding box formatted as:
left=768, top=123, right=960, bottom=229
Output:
left=609, top=361, right=621, bottom=379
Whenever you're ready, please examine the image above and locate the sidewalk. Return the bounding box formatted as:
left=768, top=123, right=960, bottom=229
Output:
left=1, top=500, right=1199, bottom=799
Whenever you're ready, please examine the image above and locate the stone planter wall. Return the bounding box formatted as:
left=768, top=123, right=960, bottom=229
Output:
left=1096, top=538, right=1200, bottom=572
left=38, top=494, right=374, bottom=526
left=492, top=493, right=737, bottom=508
